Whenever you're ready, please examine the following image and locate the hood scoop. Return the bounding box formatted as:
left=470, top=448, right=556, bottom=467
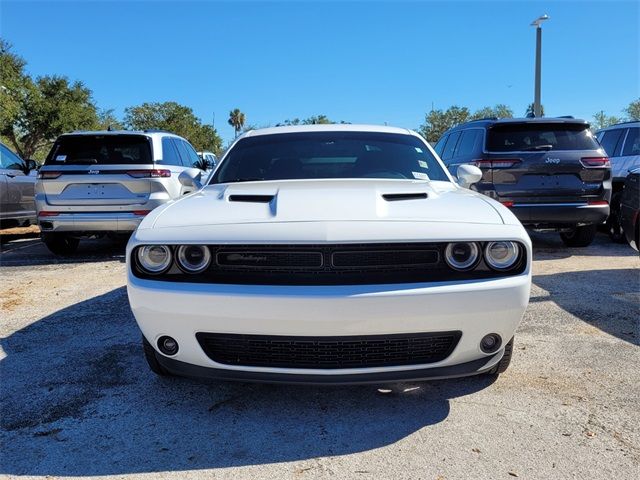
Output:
left=382, top=192, right=428, bottom=201
left=228, top=194, right=275, bottom=203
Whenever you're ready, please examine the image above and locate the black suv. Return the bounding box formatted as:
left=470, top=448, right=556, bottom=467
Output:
left=434, top=118, right=611, bottom=247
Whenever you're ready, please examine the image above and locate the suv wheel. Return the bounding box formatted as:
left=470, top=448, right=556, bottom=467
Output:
left=142, top=336, right=172, bottom=376
left=606, top=192, right=626, bottom=243
left=486, top=337, right=514, bottom=376
left=560, top=224, right=597, bottom=247
left=42, top=233, right=80, bottom=255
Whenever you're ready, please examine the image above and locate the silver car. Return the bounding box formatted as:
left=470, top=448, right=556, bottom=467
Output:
left=596, top=121, right=640, bottom=242
left=36, top=130, right=206, bottom=255
left=1, top=142, right=37, bottom=227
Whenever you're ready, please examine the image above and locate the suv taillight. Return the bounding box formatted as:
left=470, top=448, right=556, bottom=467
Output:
left=473, top=159, right=521, bottom=169
left=126, top=169, right=171, bottom=178
left=38, top=171, right=62, bottom=179
left=580, top=157, right=610, bottom=168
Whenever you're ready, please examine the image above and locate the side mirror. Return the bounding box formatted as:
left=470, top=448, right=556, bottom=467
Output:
left=457, top=164, right=483, bottom=188
left=25, top=159, right=38, bottom=173
left=178, top=168, right=203, bottom=189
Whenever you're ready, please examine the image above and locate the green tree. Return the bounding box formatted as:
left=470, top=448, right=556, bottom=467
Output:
left=525, top=103, right=545, bottom=117
left=228, top=108, right=246, bottom=137
left=625, top=98, right=640, bottom=121
left=3, top=75, right=99, bottom=160
left=0, top=39, right=31, bottom=136
left=124, top=101, right=222, bottom=154
left=302, top=115, right=332, bottom=124
left=96, top=108, right=123, bottom=130
left=471, top=104, right=513, bottom=120
left=592, top=110, right=622, bottom=131
left=419, top=106, right=470, bottom=143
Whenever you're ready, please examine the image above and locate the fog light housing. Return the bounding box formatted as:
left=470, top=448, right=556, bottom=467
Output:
left=158, top=336, right=179, bottom=356
left=480, top=333, right=502, bottom=353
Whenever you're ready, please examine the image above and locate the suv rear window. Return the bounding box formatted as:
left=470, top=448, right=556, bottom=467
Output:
left=487, top=123, right=599, bottom=152
left=45, top=135, right=153, bottom=165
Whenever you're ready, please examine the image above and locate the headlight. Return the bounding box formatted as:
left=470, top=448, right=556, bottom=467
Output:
left=444, top=242, right=480, bottom=271
left=137, top=245, right=172, bottom=274
left=176, top=245, right=211, bottom=273
left=484, top=241, right=520, bottom=270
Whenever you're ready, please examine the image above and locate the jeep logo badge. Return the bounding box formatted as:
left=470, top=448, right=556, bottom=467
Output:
left=88, top=170, right=100, bottom=174
left=545, top=158, right=560, bottom=164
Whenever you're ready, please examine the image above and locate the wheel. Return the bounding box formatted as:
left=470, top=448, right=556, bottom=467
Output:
left=41, top=233, right=80, bottom=255
left=486, top=337, right=514, bottom=376
left=606, top=192, right=626, bottom=243
left=559, top=224, right=597, bottom=247
left=142, top=336, right=172, bottom=376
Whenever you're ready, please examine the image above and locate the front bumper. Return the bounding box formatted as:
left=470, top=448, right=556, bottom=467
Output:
left=128, top=272, right=531, bottom=382
left=509, top=203, right=609, bottom=227
left=37, top=212, right=145, bottom=233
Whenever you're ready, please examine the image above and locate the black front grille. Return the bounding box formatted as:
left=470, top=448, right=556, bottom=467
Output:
left=132, top=243, right=526, bottom=285
left=196, top=331, right=462, bottom=369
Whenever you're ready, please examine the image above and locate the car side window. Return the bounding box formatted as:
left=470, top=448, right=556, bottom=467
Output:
left=455, top=129, right=482, bottom=158
left=434, top=135, right=448, bottom=157
left=599, top=129, right=625, bottom=157
left=159, top=137, right=182, bottom=166
left=175, top=139, right=200, bottom=168
left=622, top=128, right=640, bottom=156
left=441, top=131, right=461, bottom=162
left=0, top=144, right=25, bottom=170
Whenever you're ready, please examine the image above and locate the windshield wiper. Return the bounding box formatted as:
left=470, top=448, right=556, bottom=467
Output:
left=67, top=158, right=98, bottom=165
left=522, top=145, right=553, bottom=151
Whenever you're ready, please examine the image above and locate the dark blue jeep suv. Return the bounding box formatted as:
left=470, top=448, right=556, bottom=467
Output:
left=435, top=118, right=611, bottom=247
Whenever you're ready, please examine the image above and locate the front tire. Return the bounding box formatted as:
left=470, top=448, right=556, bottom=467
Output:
left=42, top=233, right=80, bottom=255
left=142, top=336, right=172, bottom=377
left=486, top=337, right=514, bottom=376
left=560, top=224, right=597, bottom=247
left=606, top=192, right=626, bottom=243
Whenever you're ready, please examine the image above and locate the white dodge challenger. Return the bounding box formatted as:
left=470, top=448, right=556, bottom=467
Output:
left=127, top=125, right=531, bottom=384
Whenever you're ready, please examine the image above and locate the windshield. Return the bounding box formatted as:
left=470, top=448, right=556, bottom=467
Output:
left=487, top=123, right=600, bottom=152
left=210, top=131, right=450, bottom=184
left=44, top=135, right=153, bottom=166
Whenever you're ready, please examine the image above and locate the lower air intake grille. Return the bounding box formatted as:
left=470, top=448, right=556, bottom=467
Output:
left=196, top=331, right=462, bottom=369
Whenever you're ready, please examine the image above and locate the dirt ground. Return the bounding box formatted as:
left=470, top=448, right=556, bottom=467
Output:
left=0, top=232, right=638, bottom=479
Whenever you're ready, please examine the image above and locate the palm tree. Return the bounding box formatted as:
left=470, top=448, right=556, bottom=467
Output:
left=228, top=108, right=246, bottom=137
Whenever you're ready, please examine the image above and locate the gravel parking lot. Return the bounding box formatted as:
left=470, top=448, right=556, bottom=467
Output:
left=1, top=233, right=638, bottom=480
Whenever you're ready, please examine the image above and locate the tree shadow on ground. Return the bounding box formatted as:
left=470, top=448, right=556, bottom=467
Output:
left=0, top=288, right=494, bottom=476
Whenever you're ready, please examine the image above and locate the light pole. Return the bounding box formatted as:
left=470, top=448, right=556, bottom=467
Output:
left=531, top=14, right=549, bottom=117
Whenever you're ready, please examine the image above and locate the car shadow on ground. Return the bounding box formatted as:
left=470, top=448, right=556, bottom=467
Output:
left=0, top=237, right=126, bottom=267
left=532, top=268, right=639, bottom=345
left=0, top=287, right=495, bottom=476
left=529, top=231, right=638, bottom=260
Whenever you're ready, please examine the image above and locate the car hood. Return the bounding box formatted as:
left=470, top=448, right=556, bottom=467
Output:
left=147, top=179, right=505, bottom=229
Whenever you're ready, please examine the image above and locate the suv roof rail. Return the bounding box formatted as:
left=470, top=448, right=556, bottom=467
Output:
left=466, top=117, right=498, bottom=122
left=606, top=120, right=639, bottom=127
left=143, top=129, right=173, bottom=133
left=557, top=115, right=574, bottom=119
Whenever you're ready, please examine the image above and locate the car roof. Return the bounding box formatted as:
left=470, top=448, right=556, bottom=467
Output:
left=595, top=120, right=640, bottom=134
left=443, top=117, right=590, bottom=134
left=59, top=130, right=183, bottom=139
left=241, top=124, right=416, bottom=138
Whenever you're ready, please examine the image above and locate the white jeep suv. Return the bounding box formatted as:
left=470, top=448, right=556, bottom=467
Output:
left=36, top=130, right=206, bottom=255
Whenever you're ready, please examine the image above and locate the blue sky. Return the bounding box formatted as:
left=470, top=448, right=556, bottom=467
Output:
left=1, top=0, right=638, bottom=143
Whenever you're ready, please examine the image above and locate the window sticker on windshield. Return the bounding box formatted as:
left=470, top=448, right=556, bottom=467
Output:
left=415, top=147, right=423, bottom=153
left=418, top=160, right=429, bottom=169
left=412, top=171, right=430, bottom=180
left=55, top=155, right=66, bottom=161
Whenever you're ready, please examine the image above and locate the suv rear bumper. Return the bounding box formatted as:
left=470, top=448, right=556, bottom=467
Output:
left=37, top=212, right=146, bottom=233
left=509, top=203, right=609, bottom=227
